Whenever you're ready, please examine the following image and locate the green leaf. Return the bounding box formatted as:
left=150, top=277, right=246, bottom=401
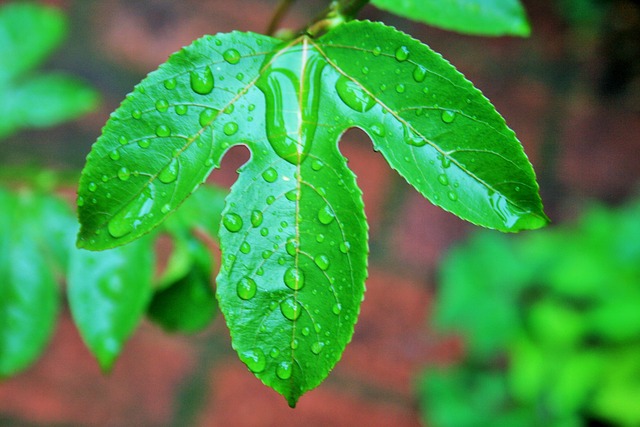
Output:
left=0, top=2, right=67, bottom=83
left=0, top=189, right=59, bottom=377
left=68, top=237, right=154, bottom=371
left=77, top=20, right=546, bottom=404
left=371, top=0, right=531, bottom=37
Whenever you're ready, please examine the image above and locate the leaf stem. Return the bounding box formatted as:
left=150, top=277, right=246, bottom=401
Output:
left=304, top=0, right=371, bottom=37
left=266, top=0, right=298, bottom=36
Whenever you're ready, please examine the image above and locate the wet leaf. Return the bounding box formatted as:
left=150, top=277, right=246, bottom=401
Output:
left=68, top=237, right=154, bottom=371
left=77, top=20, right=546, bottom=404
left=371, top=0, right=531, bottom=36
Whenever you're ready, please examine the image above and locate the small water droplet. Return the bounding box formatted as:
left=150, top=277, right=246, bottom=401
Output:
left=77, top=196, right=85, bottom=207
left=311, top=159, right=324, bottom=171
left=158, top=158, right=179, bottom=184
left=161, top=204, right=171, bottom=214
left=138, top=139, right=151, bottom=149
left=285, top=237, right=298, bottom=257
left=372, top=46, right=382, bottom=56
left=223, top=213, right=243, bottom=232
left=240, top=242, right=251, bottom=254
left=339, top=241, right=350, bottom=254
left=155, top=125, right=171, bottom=137
left=270, top=348, right=280, bottom=358
left=155, top=99, right=169, bottom=112
left=240, top=349, right=266, bottom=373
left=131, top=109, right=142, bottom=119
left=109, top=149, right=121, bottom=161
left=118, top=136, right=127, bottom=145
left=448, top=191, right=458, bottom=201
left=371, top=124, right=386, bottom=137
left=332, top=303, right=342, bottom=315
left=262, top=250, right=272, bottom=259
left=285, top=190, right=297, bottom=202
left=117, top=167, right=131, bottom=181
left=395, top=83, right=406, bottom=93
left=284, top=267, right=304, bottom=290
left=316, top=234, right=325, bottom=243
left=190, top=66, right=214, bottom=95
left=276, top=361, right=293, bottom=380
left=223, top=48, right=241, bottom=64
left=175, top=105, right=188, bottom=115
left=164, top=78, right=177, bottom=90
left=223, top=122, right=238, bottom=136
left=266, top=195, right=276, bottom=205
left=291, top=339, right=299, bottom=350
left=441, top=110, right=456, bottom=123
left=395, top=46, right=410, bottom=61
left=260, top=228, right=269, bottom=237
left=250, top=210, right=263, bottom=227
left=318, top=205, right=335, bottom=225
left=404, top=127, right=426, bottom=147
left=311, top=341, right=325, bottom=355
left=413, top=65, right=427, bottom=82
left=199, top=108, right=218, bottom=127
left=314, top=254, right=330, bottom=271
left=280, top=298, right=302, bottom=321
left=335, top=75, right=376, bottom=113
left=237, top=277, right=257, bottom=300
left=438, top=174, right=449, bottom=186
left=262, top=168, right=278, bottom=183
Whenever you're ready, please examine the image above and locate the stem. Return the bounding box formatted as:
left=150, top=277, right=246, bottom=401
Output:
left=304, top=0, right=371, bottom=37
left=266, top=0, right=297, bottom=36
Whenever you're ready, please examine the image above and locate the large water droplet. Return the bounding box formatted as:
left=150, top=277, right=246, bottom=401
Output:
left=332, top=303, right=342, bottom=315
left=441, top=110, right=456, bottom=123
left=240, top=241, right=251, bottom=254
left=413, top=65, right=427, bottom=82
left=117, top=167, right=131, bottom=181
left=158, top=158, right=179, bottom=184
left=270, top=348, right=280, bottom=358
left=250, top=210, right=263, bottom=227
left=395, top=46, right=410, bottom=62
left=280, top=298, right=302, bottom=321
left=190, top=66, right=214, bottom=95
left=335, top=75, right=376, bottom=113
left=164, top=78, right=177, bottom=90
left=138, top=139, right=151, bottom=149
left=237, top=277, right=257, bottom=300
left=262, top=168, right=278, bottom=183
left=314, top=254, right=330, bottom=271
left=311, top=341, right=325, bottom=355
left=276, top=361, right=293, bottom=380
left=223, top=213, right=243, bottom=232
left=285, top=190, right=297, bottom=202
left=437, top=174, right=449, bottom=186
left=223, top=122, right=238, bottom=136
left=283, top=267, right=304, bottom=290
left=155, top=99, right=169, bottom=112
left=223, top=48, right=241, bottom=64
left=240, top=349, right=266, bottom=373
left=131, top=109, right=142, bottom=120
left=318, top=205, right=335, bottom=225
left=285, top=237, right=298, bottom=257
left=199, top=108, right=218, bottom=127
left=155, top=125, right=171, bottom=137
left=175, top=105, right=188, bottom=115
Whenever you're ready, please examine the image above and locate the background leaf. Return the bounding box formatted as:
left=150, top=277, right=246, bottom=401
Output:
left=0, top=189, right=59, bottom=377
left=371, top=0, right=531, bottom=37
left=68, top=237, right=154, bottom=371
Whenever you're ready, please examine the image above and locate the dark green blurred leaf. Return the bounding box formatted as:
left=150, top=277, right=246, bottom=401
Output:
left=67, top=237, right=154, bottom=371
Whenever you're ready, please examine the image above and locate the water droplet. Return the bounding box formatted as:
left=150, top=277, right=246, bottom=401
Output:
left=155, top=99, right=169, bottom=112
left=138, top=139, right=151, bottom=149
left=77, top=196, right=85, bottom=207
left=109, top=149, right=121, bottom=161
left=199, top=108, right=218, bottom=127
left=240, top=242, right=251, bottom=254
left=118, top=136, right=127, bottom=145
left=161, top=204, right=171, bottom=214
left=175, top=105, right=188, bottom=115
left=262, top=250, right=272, bottom=259
left=276, top=361, right=293, bottom=380
left=155, top=125, right=171, bottom=137
left=223, top=122, right=238, bottom=136
left=164, top=78, right=177, bottom=90
left=237, top=277, right=257, bottom=300
left=250, top=210, right=263, bottom=227
left=441, top=155, right=452, bottom=169
left=285, top=237, right=298, bottom=256
left=260, top=228, right=269, bottom=237
left=190, top=66, right=214, bottom=95
left=280, top=298, right=302, bottom=321
left=413, top=65, right=427, bottom=82
left=262, top=168, right=278, bottom=183
left=441, top=110, right=456, bottom=123
left=335, top=75, right=376, bottom=113
left=316, top=234, right=325, bottom=243
left=88, top=182, right=98, bottom=192
left=301, top=327, right=310, bottom=337
left=283, top=267, right=304, bottom=290
left=270, top=348, right=280, bottom=358
left=438, top=174, right=449, bottom=186
left=448, top=191, right=458, bottom=201
left=285, top=190, right=297, bottom=202
left=395, top=84, right=406, bottom=93
left=266, top=195, right=276, bottom=205
left=372, top=46, right=382, bottom=56
left=318, top=205, right=335, bottom=225
left=236, top=72, right=244, bottom=81
left=404, top=127, right=426, bottom=147
left=117, top=167, right=131, bottom=181
left=395, top=46, right=410, bottom=61
left=339, top=241, right=350, bottom=254
left=314, top=254, right=330, bottom=271
left=371, top=124, right=386, bottom=137
left=223, top=213, right=243, bottom=232
left=223, top=48, right=241, bottom=64
left=311, top=159, right=324, bottom=171
left=158, top=158, right=179, bottom=184
left=290, top=339, right=299, bottom=349
left=240, top=349, right=266, bottom=373
left=131, top=109, right=142, bottom=119
left=332, top=303, right=342, bottom=315
left=311, top=341, right=325, bottom=355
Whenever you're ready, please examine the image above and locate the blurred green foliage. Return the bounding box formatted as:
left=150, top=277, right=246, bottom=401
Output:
left=419, top=200, right=640, bottom=426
